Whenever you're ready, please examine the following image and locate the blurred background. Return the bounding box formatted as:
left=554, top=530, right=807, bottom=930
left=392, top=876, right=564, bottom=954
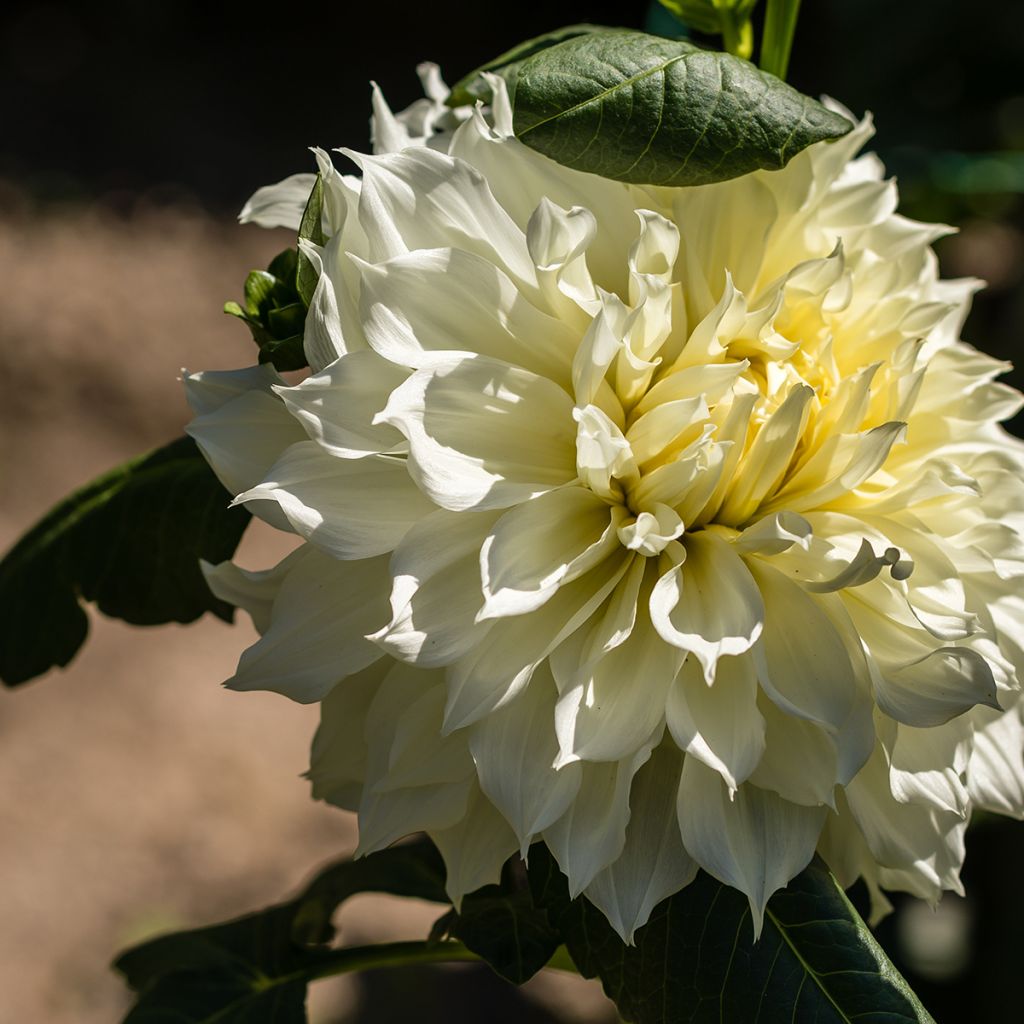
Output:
left=1, top=1, right=1023, bottom=1020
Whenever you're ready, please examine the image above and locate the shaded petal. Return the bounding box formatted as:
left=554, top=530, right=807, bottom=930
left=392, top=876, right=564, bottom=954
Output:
left=544, top=740, right=657, bottom=897
left=357, top=663, right=475, bottom=853
left=677, top=758, right=826, bottom=937
left=373, top=508, right=498, bottom=667
left=651, top=531, right=765, bottom=681
left=344, top=146, right=536, bottom=288
left=239, top=172, right=316, bottom=229
left=666, top=654, right=765, bottom=793
left=481, top=488, right=622, bottom=619
left=183, top=364, right=284, bottom=417
left=556, top=578, right=682, bottom=764
left=226, top=547, right=390, bottom=702
left=745, top=557, right=859, bottom=731
left=468, top=662, right=582, bottom=853
left=357, top=247, right=575, bottom=384
left=889, top=719, right=971, bottom=817
left=430, top=786, right=521, bottom=907
left=873, top=646, right=1000, bottom=727
left=202, top=548, right=302, bottom=634
left=378, top=354, right=577, bottom=512
left=236, top=442, right=436, bottom=559
left=308, top=660, right=392, bottom=810
left=274, top=350, right=407, bottom=457
left=186, top=389, right=308, bottom=536
left=967, top=699, right=1024, bottom=818
left=584, top=744, right=698, bottom=944
left=444, top=551, right=632, bottom=731
left=844, top=740, right=967, bottom=893
left=748, top=691, right=839, bottom=807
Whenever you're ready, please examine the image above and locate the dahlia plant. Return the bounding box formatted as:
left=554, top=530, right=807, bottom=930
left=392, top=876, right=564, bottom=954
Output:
left=3, top=2, right=1022, bottom=1021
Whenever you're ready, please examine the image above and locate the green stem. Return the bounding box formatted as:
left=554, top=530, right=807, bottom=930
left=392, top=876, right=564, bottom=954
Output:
left=760, top=0, right=803, bottom=80
left=717, top=9, right=755, bottom=60
left=305, top=940, right=482, bottom=983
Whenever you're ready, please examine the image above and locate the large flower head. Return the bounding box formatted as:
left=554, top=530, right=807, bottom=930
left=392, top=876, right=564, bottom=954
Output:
left=188, top=67, right=1024, bottom=940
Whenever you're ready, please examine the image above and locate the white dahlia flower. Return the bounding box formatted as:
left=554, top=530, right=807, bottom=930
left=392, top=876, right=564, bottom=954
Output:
left=188, top=66, right=1024, bottom=941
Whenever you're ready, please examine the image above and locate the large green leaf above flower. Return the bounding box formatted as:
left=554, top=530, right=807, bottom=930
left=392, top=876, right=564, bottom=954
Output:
left=449, top=27, right=853, bottom=186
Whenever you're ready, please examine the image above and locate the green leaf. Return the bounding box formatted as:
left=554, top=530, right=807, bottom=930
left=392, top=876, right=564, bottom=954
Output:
left=295, top=174, right=325, bottom=307
left=0, top=437, right=250, bottom=687
left=444, top=858, right=561, bottom=984
left=114, top=840, right=467, bottom=1024
left=527, top=847, right=935, bottom=1024
left=446, top=24, right=609, bottom=108
left=224, top=248, right=308, bottom=372
left=509, top=29, right=853, bottom=186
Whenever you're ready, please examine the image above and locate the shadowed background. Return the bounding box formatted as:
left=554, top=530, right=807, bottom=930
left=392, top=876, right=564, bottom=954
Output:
left=2, top=1, right=1023, bottom=1020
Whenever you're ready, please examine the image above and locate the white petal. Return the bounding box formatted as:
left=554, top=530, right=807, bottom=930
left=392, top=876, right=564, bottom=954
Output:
left=889, top=719, right=971, bottom=817
left=526, top=197, right=599, bottom=314
left=744, top=558, right=858, bottom=732
left=357, top=247, right=575, bottom=384
left=544, top=740, right=656, bottom=897
left=666, top=654, right=765, bottom=793
left=967, top=698, right=1024, bottom=818
left=202, top=548, right=302, bottom=634
left=183, top=364, right=284, bottom=417
left=430, top=786, right=520, bottom=907
left=556, top=587, right=682, bottom=765
left=651, top=531, right=765, bottom=681
left=378, top=354, right=577, bottom=512
left=584, top=744, right=698, bottom=944
left=480, top=488, right=621, bottom=618
left=716, top=384, right=814, bottom=527
left=677, top=758, right=826, bottom=936
left=370, top=82, right=411, bottom=153
left=873, top=646, right=1000, bottom=727
left=357, top=663, right=475, bottom=853
left=748, top=692, right=839, bottom=807
left=274, top=350, right=407, bottom=457
left=236, top=442, right=436, bottom=559
left=374, top=508, right=498, bottom=667
left=733, top=511, right=813, bottom=556
left=444, top=552, right=632, bottom=731
left=186, top=389, right=307, bottom=498
left=468, top=662, right=582, bottom=853
left=844, top=740, right=967, bottom=892
left=345, top=146, right=537, bottom=288
left=309, top=659, right=392, bottom=810
left=227, top=547, right=390, bottom=702
left=302, top=240, right=364, bottom=371
left=239, top=172, right=316, bottom=229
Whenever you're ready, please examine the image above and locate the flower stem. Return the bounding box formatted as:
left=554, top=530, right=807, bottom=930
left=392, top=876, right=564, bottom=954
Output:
left=760, top=0, right=803, bottom=80
left=717, top=8, right=755, bottom=60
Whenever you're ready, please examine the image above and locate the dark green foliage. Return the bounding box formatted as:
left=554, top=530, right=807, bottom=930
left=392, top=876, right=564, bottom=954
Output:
left=113, top=837, right=935, bottom=1024
left=115, top=839, right=453, bottom=1024
left=444, top=858, right=561, bottom=984
left=526, top=846, right=935, bottom=1023
left=0, top=437, right=250, bottom=687
left=224, top=247, right=308, bottom=372
left=446, top=24, right=609, bottom=107
left=295, top=173, right=326, bottom=309
left=510, top=30, right=852, bottom=186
